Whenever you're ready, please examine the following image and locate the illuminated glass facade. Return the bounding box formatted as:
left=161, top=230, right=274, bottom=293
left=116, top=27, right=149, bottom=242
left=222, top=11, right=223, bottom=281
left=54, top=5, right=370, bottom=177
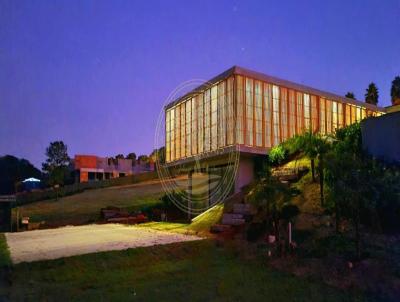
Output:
left=165, top=67, right=384, bottom=163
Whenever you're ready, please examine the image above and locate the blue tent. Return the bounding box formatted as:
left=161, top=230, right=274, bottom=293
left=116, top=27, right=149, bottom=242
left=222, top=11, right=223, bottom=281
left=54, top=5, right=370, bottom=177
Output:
left=22, top=177, right=41, bottom=191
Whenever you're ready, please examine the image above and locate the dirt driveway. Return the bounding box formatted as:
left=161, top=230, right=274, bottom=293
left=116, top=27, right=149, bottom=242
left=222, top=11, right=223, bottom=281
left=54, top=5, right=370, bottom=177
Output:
left=5, top=224, right=202, bottom=264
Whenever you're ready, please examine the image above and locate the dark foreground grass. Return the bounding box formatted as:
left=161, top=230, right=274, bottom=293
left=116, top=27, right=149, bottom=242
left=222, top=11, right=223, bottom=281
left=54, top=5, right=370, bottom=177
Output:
left=0, top=234, right=11, bottom=268
left=8, top=240, right=368, bottom=302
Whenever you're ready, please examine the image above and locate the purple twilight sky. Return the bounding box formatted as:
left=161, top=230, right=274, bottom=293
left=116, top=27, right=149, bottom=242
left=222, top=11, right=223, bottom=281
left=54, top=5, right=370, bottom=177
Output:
left=1, top=0, right=399, bottom=169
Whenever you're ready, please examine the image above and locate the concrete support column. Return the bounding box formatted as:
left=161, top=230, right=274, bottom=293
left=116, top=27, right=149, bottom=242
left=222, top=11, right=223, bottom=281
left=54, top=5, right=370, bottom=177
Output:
left=208, top=168, right=212, bottom=207
left=188, top=169, right=193, bottom=221
left=234, top=156, right=255, bottom=193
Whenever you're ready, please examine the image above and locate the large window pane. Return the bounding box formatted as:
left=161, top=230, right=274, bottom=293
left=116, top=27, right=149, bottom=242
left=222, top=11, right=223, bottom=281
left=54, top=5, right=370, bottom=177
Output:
left=197, top=93, right=204, bottom=153
left=211, top=85, right=218, bottom=150
left=281, top=87, right=288, bottom=141
left=288, top=90, right=296, bottom=137
left=332, top=101, right=338, bottom=131
left=345, top=104, right=351, bottom=126
left=191, top=97, right=197, bottom=155
left=185, top=99, right=191, bottom=156
left=296, top=92, right=303, bottom=133
left=255, top=81, right=263, bottom=146
left=303, top=93, right=311, bottom=130
left=236, top=76, right=244, bottom=144
left=356, top=107, right=361, bottom=122
left=166, top=109, right=171, bottom=162
left=326, top=100, right=332, bottom=134
left=170, top=108, right=175, bottom=161
left=273, top=85, right=280, bottom=146
left=218, top=81, right=226, bottom=148
left=175, top=105, right=181, bottom=159
left=264, top=83, right=272, bottom=147
left=180, top=102, right=185, bottom=157
left=320, top=98, right=326, bottom=135
left=226, top=77, right=234, bottom=145
left=204, top=89, right=211, bottom=151
left=246, top=78, right=254, bottom=146
left=338, top=102, right=344, bottom=128
left=311, top=95, right=318, bottom=132
left=351, top=105, right=356, bottom=123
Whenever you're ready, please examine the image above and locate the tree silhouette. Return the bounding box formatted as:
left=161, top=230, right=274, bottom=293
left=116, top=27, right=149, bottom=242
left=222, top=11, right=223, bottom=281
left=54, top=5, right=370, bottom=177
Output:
left=126, top=153, right=137, bottom=161
left=365, top=83, right=379, bottom=105
left=345, top=92, right=355, bottom=99
left=42, top=141, right=70, bottom=173
left=391, top=76, right=400, bottom=105
left=42, top=141, right=71, bottom=186
left=0, top=155, right=41, bottom=194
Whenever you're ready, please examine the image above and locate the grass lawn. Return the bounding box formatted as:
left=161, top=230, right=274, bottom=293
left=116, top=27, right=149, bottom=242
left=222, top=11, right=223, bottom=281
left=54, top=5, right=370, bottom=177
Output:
left=15, top=180, right=165, bottom=227
left=7, top=240, right=367, bottom=302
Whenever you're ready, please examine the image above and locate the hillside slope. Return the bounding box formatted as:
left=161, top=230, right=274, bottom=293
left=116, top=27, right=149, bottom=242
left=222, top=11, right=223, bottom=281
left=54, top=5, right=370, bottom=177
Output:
left=15, top=179, right=165, bottom=228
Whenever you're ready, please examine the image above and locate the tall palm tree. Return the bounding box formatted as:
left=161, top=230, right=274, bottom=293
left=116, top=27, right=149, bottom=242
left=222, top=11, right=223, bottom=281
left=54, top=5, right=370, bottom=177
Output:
left=345, top=92, right=355, bottom=99
left=287, top=131, right=331, bottom=206
left=315, top=136, right=331, bottom=207
left=246, top=164, right=292, bottom=250
left=391, top=76, right=400, bottom=105
left=365, top=83, right=379, bottom=105
left=293, top=131, right=319, bottom=182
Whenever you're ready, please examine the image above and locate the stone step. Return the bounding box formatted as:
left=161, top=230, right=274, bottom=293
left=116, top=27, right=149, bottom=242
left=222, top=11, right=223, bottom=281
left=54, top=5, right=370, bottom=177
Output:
left=221, top=217, right=246, bottom=226
left=223, top=213, right=244, bottom=220
left=210, top=224, right=232, bottom=233
left=233, top=203, right=253, bottom=215
left=234, top=233, right=246, bottom=240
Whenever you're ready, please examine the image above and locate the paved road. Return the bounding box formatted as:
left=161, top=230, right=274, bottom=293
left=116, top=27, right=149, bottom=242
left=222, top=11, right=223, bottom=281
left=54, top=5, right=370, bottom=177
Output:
left=5, top=224, right=201, bottom=264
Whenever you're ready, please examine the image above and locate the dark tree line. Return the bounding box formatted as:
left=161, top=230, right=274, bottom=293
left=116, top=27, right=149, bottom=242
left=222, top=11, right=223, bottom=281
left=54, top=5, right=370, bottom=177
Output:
left=0, top=155, right=42, bottom=194
left=345, top=75, right=400, bottom=106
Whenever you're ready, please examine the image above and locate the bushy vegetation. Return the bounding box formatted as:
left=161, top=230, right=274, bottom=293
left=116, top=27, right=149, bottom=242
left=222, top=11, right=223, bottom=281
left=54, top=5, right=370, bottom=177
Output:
left=324, top=123, right=400, bottom=258
left=0, top=155, right=42, bottom=195
left=255, top=123, right=399, bottom=260
left=246, top=161, right=299, bottom=250
left=0, top=234, right=11, bottom=268
left=141, top=190, right=189, bottom=221
left=268, top=145, right=288, bottom=166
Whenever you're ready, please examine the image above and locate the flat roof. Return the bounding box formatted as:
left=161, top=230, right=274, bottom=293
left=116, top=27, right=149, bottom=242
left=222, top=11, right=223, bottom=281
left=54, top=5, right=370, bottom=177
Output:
left=165, top=66, right=385, bottom=112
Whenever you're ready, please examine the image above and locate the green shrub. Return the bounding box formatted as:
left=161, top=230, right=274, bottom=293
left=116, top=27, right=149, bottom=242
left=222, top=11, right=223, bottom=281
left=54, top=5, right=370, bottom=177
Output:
left=0, top=234, right=11, bottom=268
left=160, top=190, right=187, bottom=210
left=141, top=190, right=188, bottom=220
left=268, top=145, right=287, bottom=166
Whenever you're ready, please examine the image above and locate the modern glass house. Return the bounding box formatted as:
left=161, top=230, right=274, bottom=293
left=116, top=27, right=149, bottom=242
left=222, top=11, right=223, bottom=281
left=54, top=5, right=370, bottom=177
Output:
left=164, top=66, right=384, bottom=204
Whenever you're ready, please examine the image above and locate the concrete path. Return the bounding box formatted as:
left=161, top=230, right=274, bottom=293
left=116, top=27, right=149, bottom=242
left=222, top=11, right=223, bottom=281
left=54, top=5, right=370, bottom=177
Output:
left=5, top=224, right=202, bottom=264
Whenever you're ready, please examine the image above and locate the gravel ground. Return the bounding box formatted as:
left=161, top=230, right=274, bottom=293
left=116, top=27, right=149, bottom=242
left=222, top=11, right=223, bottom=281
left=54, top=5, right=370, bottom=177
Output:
left=5, top=224, right=202, bottom=264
